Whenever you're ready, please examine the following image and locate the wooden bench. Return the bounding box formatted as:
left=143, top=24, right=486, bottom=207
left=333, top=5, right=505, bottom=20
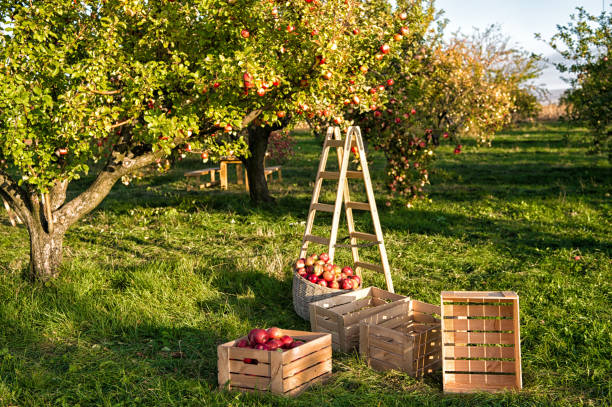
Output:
left=184, top=167, right=220, bottom=190
left=264, top=165, right=282, bottom=182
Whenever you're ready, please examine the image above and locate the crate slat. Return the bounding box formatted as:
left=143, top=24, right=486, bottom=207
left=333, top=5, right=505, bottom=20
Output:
left=228, top=360, right=271, bottom=376
left=229, top=373, right=271, bottom=390
left=282, top=333, right=331, bottom=364
left=284, top=372, right=332, bottom=396
left=445, top=345, right=515, bottom=359
left=444, top=359, right=516, bottom=373
left=443, top=331, right=516, bottom=345
left=443, top=304, right=514, bottom=318
left=283, top=359, right=332, bottom=392
left=228, top=347, right=271, bottom=363
left=445, top=372, right=516, bottom=387
left=283, top=347, right=332, bottom=379
left=443, top=318, right=514, bottom=331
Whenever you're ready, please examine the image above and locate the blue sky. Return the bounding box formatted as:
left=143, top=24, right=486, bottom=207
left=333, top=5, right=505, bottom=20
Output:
left=435, top=0, right=608, bottom=89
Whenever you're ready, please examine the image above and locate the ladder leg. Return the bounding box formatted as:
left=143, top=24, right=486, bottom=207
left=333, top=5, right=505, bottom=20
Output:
left=352, top=126, right=394, bottom=293
left=327, top=127, right=351, bottom=263
left=335, top=132, right=361, bottom=271
left=300, top=128, right=334, bottom=259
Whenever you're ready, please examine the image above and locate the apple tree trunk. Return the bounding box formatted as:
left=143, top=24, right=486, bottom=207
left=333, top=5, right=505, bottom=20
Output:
left=244, top=125, right=276, bottom=204
left=28, top=226, right=64, bottom=281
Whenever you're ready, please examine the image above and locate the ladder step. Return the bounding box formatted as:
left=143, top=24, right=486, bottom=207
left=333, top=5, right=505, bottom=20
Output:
left=354, top=261, right=384, bottom=273
left=326, top=139, right=344, bottom=148
left=304, top=234, right=331, bottom=245
left=350, top=232, right=379, bottom=242
left=311, top=203, right=335, bottom=212
left=319, top=171, right=364, bottom=180
left=345, top=201, right=371, bottom=211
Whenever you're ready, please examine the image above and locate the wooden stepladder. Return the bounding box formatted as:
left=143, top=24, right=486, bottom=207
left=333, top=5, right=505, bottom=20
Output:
left=300, top=126, right=394, bottom=293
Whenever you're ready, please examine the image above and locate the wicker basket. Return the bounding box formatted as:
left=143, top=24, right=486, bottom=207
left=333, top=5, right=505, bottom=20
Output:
left=292, top=270, right=349, bottom=320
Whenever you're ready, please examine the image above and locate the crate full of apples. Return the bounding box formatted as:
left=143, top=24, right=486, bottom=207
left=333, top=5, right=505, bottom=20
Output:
left=218, top=327, right=332, bottom=396
left=294, top=252, right=361, bottom=291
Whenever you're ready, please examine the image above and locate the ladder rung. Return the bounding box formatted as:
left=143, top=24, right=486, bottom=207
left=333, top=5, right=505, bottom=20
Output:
left=326, top=139, right=344, bottom=148
left=345, top=201, right=371, bottom=211
left=304, top=234, right=330, bottom=245
left=311, top=203, right=335, bottom=212
left=319, top=171, right=364, bottom=180
left=354, top=261, right=384, bottom=273
left=350, top=232, right=379, bottom=242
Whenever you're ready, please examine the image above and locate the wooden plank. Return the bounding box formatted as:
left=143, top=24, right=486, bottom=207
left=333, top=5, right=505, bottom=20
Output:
left=443, top=331, right=516, bottom=345
left=359, top=323, right=370, bottom=358
left=512, top=297, right=522, bottom=389
left=218, top=345, right=230, bottom=387
left=368, top=347, right=404, bottom=370
left=304, top=234, right=331, bottom=246
left=311, top=202, right=335, bottom=213
left=354, top=261, right=384, bottom=273
left=228, top=360, right=271, bottom=376
left=331, top=297, right=373, bottom=316
left=315, top=315, right=338, bottom=332
left=345, top=201, right=371, bottom=211
left=445, top=345, right=515, bottom=359
left=283, top=347, right=332, bottom=379
left=443, top=318, right=514, bottom=331
left=282, top=334, right=331, bottom=364
left=444, top=360, right=516, bottom=373
left=350, top=231, right=379, bottom=242
left=327, top=139, right=344, bottom=148
left=282, top=359, right=332, bottom=392
left=327, top=127, right=351, bottom=262
left=368, top=357, right=399, bottom=372
left=229, top=373, right=271, bottom=390
left=441, top=291, right=518, bottom=300
left=369, top=336, right=402, bottom=354
left=371, top=287, right=408, bottom=302
left=227, top=347, right=271, bottom=363
left=319, top=170, right=364, bottom=180
left=369, top=323, right=407, bottom=344
left=313, top=287, right=373, bottom=308
left=411, top=300, right=441, bottom=315
left=344, top=298, right=407, bottom=326
left=269, top=351, right=283, bottom=394
left=442, top=304, right=514, bottom=318
left=445, top=372, right=516, bottom=387
left=284, top=371, right=332, bottom=396
left=310, top=326, right=340, bottom=345
left=412, top=313, right=440, bottom=324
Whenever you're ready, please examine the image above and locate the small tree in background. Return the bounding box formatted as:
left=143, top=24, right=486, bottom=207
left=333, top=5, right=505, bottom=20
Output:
left=549, top=6, right=611, bottom=158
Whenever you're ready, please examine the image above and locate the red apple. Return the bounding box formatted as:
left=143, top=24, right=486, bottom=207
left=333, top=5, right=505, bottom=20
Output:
left=297, top=268, right=307, bottom=278
left=319, top=253, right=330, bottom=263
left=255, top=343, right=268, bottom=351
left=295, top=258, right=305, bottom=269
left=241, top=29, right=250, bottom=38
left=380, top=44, right=390, bottom=54
left=375, top=53, right=384, bottom=61
left=256, top=88, right=265, bottom=96
left=341, top=279, right=353, bottom=290
left=266, top=339, right=283, bottom=350
left=249, top=329, right=269, bottom=345
left=280, top=335, right=294, bottom=348
left=267, top=327, right=282, bottom=340
left=399, top=11, right=407, bottom=20
left=291, top=341, right=304, bottom=348
left=400, top=26, right=409, bottom=36
left=287, top=24, right=295, bottom=32
left=352, top=275, right=361, bottom=287
left=200, top=151, right=209, bottom=160
left=329, top=280, right=340, bottom=289
left=277, top=111, right=286, bottom=118
left=323, top=263, right=333, bottom=272
left=236, top=339, right=250, bottom=348
left=322, top=270, right=334, bottom=282
left=360, top=65, right=368, bottom=73
left=352, top=95, right=360, bottom=105
left=308, top=274, right=319, bottom=284
left=353, top=28, right=360, bottom=35
left=394, top=33, right=403, bottom=41
left=305, top=265, right=314, bottom=274
left=387, top=79, right=395, bottom=86
left=317, top=280, right=328, bottom=288
left=342, top=266, right=353, bottom=276
left=243, top=357, right=255, bottom=364
left=305, top=256, right=316, bottom=266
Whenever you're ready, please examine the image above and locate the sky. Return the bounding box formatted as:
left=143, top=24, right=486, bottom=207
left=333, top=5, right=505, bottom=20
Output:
left=435, top=0, right=608, bottom=90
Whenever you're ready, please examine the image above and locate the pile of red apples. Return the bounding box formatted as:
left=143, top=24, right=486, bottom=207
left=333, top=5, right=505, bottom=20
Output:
left=294, top=252, right=361, bottom=290
left=236, top=327, right=304, bottom=364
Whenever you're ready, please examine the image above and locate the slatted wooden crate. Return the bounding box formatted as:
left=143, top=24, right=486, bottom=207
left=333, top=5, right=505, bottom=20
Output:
left=359, top=299, right=442, bottom=377
left=309, top=287, right=409, bottom=352
left=441, top=291, right=522, bottom=393
left=217, top=330, right=332, bottom=396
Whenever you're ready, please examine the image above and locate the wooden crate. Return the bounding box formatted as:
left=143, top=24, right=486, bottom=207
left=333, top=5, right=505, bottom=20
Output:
left=359, top=299, right=442, bottom=377
left=217, top=330, right=332, bottom=396
left=441, top=291, right=522, bottom=393
left=309, top=287, right=409, bottom=352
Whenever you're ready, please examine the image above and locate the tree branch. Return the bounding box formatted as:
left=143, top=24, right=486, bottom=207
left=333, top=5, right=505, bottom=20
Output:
left=0, top=169, right=33, bottom=225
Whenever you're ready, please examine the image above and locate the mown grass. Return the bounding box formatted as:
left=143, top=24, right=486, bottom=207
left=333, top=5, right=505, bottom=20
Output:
left=0, top=122, right=610, bottom=406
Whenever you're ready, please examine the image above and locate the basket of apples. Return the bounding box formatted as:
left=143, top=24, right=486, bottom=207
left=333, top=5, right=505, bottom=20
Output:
left=292, top=252, right=362, bottom=320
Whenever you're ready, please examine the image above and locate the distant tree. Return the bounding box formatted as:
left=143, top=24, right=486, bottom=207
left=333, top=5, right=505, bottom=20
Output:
left=549, top=6, right=611, bottom=158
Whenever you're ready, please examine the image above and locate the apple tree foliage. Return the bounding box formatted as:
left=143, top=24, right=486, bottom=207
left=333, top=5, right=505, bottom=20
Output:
left=0, top=0, right=424, bottom=280
left=549, top=6, right=612, bottom=159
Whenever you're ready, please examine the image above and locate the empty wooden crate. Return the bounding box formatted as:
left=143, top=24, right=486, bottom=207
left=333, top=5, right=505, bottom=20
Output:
left=359, top=299, right=442, bottom=377
left=309, top=287, right=409, bottom=352
left=441, top=291, right=522, bottom=393
left=217, top=330, right=332, bottom=396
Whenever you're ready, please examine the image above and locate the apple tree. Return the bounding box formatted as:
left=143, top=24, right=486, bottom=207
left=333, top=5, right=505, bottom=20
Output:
left=549, top=6, right=611, bottom=158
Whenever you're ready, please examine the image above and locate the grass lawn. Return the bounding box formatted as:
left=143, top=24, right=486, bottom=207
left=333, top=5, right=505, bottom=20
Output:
left=0, top=122, right=610, bottom=406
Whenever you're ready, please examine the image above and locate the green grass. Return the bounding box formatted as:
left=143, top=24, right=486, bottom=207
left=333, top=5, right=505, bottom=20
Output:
left=0, top=122, right=610, bottom=406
